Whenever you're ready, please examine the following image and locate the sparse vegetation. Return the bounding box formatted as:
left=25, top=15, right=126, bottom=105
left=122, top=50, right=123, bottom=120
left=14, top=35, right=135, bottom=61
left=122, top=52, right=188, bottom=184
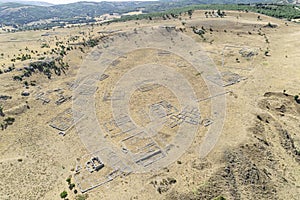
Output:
left=11, top=58, right=69, bottom=81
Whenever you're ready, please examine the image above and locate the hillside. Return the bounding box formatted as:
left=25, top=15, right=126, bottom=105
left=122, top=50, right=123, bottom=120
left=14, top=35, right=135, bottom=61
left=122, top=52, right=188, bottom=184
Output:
left=0, top=7, right=299, bottom=199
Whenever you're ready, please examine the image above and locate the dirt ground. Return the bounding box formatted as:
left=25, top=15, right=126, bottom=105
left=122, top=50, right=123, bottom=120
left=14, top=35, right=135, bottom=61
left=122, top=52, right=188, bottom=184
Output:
left=0, top=10, right=299, bottom=200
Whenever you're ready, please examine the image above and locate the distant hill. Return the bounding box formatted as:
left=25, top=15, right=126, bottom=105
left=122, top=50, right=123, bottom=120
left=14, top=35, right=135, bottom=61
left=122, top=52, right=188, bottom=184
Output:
left=0, top=1, right=152, bottom=25
left=0, top=0, right=291, bottom=27
left=0, top=0, right=53, bottom=6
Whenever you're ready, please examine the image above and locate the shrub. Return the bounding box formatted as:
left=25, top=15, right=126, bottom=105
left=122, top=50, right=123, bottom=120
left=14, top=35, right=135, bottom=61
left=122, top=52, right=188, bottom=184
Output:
left=41, top=43, right=50, bottom=48
left=264, top=50, right=270, bottom=56
left=66, top=177, right=71, bottom=184
left=295, top=95, right=300, bottom=104
left=13, top=76, right=23, bottom=81
left=0, top=105, right=4, bottom=117
left=4, top=117, right=15, bottom=125
left=69, top=183, right=75, bottom=190
left=60, top=191, right=68, bottom=199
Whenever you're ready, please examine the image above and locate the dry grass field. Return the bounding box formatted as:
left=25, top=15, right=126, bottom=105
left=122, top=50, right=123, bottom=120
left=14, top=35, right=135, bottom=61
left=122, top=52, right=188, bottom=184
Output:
left=0, top=10, right=299, bottom=200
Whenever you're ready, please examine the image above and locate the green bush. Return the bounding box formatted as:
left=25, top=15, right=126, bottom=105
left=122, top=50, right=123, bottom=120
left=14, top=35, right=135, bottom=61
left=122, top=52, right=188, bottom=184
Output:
left=69, top=183, right=75, bottom=190
left=66, top=177, right=71, bottom=185
left=60, top=191, right=68, bottom=199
